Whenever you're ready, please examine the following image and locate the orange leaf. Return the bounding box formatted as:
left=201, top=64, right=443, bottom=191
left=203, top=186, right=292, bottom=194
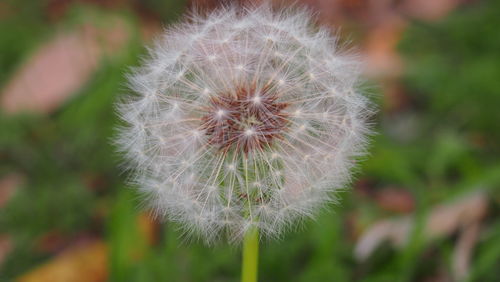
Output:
left=17, top=241, right=108, bottom=282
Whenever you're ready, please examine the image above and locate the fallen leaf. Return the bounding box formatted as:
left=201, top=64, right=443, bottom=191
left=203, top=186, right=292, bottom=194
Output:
left=137, top=212, right=160, bottom=245
left=0, top=173, right=23, bottom=208
left=34, top=231, right=98, bottom=255
left=375, top=187, right=414, bottom=213
left=426, top=192, right=487, bottom=238
left=0, top=235, right=13, bottom=267
left=354, top=191, right=487, bottom=262
left=363, top=18, right=406, bottom=79
left=354, top=217, right=412, bottom=260
left=453, top=222, right=480, bottom=281
left=1, top=16, right=129, bottom=114
left=17, top=241, right=108, bottom=282
left=402, top=0, right=463, bottom=22
left=15, top=210, right=158, bottom=281
left=35, top=231, right=70, bottom=254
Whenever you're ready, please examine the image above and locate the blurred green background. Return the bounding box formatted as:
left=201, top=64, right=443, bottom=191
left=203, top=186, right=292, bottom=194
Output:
left=0, top=0, right=499, bottom=281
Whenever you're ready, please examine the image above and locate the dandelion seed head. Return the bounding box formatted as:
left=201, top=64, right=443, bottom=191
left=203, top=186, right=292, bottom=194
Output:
left=116, top=4, right=372, bottom=243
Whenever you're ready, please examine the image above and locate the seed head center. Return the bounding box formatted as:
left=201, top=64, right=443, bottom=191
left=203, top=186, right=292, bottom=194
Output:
left=201, top=84, right=289, bottom=154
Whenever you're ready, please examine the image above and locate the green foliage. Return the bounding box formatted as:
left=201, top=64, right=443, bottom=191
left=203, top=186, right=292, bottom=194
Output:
left=0, top=0, right=47, bottom=86
left=0, top=3, right=143, bottom=279
left=399, top=0, right=500, bottom=152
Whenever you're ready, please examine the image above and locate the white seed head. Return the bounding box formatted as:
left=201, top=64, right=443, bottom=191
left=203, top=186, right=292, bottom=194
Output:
left=116, top=5, right=372, bottom=243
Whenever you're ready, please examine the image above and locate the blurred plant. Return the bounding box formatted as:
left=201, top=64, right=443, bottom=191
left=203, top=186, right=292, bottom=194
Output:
left=399, top=0, right=500, bottom=152
left=115, top=4, right=372, bottom=281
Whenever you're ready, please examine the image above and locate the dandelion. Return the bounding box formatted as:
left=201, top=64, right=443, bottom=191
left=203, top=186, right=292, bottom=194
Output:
left=116, top=4, right=372, bottom=281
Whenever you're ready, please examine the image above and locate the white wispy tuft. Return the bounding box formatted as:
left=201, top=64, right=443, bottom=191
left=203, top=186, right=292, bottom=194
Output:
left=115, top=4, right=373, bottom=243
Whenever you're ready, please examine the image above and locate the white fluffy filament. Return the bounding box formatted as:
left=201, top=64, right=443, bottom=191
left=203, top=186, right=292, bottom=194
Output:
left=116, top=5, right=372, bottom=243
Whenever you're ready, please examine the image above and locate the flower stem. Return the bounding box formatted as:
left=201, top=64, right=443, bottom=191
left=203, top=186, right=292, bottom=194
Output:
left=241, top=226, right=259, bottom=282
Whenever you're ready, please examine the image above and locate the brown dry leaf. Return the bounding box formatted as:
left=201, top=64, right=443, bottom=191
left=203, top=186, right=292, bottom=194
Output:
left=425, top=192, right=487, bottom=239
left=137, top=212, right=160, bottom=245
left=402, top=0, right=463, bottom=22
left=1, top=17, right=129, bottom=114
left=354, top=192, right=488, bottom=263
left=15, top=211, right=158, bottom=282
left=453, top=222, right=480, bottom=281
left=0, top=173, right=23, bottom=208
left=381, top=81, right=412, bottom=113
left=34, top=231, right=97, bottom=255
left=17, top=241, right=108, bottom=282
left=44, top=0, right=130, bottom=21
left=363, top=18, right=406, bottom=79
left=0, top=235, right=13, bottom=267
left=354, top=217, right=412, bottom=260
left=139, top=19, right=162, bottom=42
left=35, top=231, right=70, bottom=254
left=375, top=188, right=414, bottom=213
left=0, top=1, right=12, bottom=18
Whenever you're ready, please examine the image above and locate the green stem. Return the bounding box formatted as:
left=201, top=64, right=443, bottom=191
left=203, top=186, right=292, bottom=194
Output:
left=241, top=226, right=259, bottom=282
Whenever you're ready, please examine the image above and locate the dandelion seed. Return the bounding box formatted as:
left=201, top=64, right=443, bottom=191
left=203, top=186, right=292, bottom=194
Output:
left=252, top=95, right=261, bottom=104
left=244, top=128, right=255, bottom=136
left=216, top=109, right=225, bottom=118
left=116, top=4, right=372, bottom=243
left=227, top=163, right=236, bottom=171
